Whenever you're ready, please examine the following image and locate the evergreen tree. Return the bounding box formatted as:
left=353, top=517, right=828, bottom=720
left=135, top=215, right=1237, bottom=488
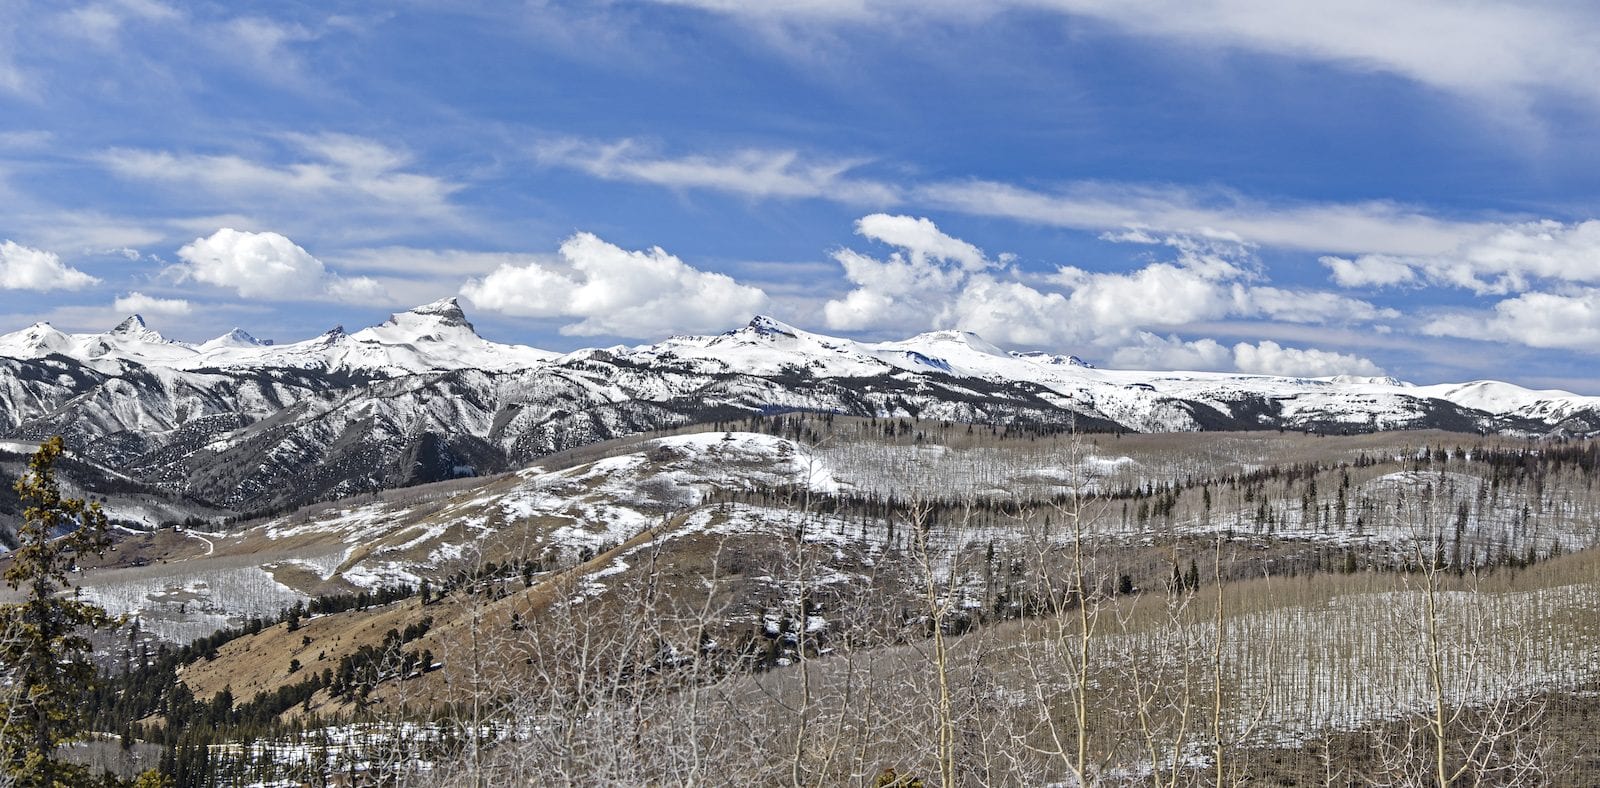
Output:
left=0, top=436, right=117, bottom=787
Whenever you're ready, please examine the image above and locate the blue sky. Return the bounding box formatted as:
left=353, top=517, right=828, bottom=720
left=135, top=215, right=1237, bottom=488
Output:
left=4, top=1, right=1600, bottom=389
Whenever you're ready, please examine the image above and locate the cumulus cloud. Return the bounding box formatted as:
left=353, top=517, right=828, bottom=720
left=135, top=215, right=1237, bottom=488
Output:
left=856, top=213, right=986, bottom=270
left=821, top=215, right=1393, bottom=373
left=1049, top=255, right=1241, bottom=336
left=1319, top=220, right=1600, bottom=295
left=1423, top=289, right=1600, bottom=351
left=824, top=214, right=1063, bottom=340
left=0, top=241, right=99, bottom=291
left=1110, top=333, right=1232, bottom=371
left=535, top=138, right=899, bottom=205
left=1232, top=340, right=1383, bottom=377
left=113, top=291, right=191, bottom=315
left=174, top=228, right=385, bottom=302
left=460, top=232, right=769, bottom=337
left=1107, top=333, right=1382, bottom=376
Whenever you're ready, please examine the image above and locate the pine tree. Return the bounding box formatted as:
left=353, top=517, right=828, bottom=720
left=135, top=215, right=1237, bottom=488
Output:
left=0, top=436, right=117, bottom=787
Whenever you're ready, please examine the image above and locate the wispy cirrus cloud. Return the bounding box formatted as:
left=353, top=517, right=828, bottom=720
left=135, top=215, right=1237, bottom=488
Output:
left=57, top=0, right=181, bottom=47
left=535, top=137, right=901, bottom=204
left=533, top=139, right=1549, bottom=268
left=645, top=0, right=1600, bottom=111
left=99, top=134, right=460, bottom=218
left=918, top=179, right=1481, bottom=258
left=536, top=140, right=1600, bottom=311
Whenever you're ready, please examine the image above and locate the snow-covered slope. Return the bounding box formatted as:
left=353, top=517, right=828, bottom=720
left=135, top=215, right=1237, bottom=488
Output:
left=0, top=303, right=1596, bottom=514
left=0, top=298, right=556, bottom=377
left=618, top=316, right=1600, bottom=435
left=188, top=297, right=557, bottom=375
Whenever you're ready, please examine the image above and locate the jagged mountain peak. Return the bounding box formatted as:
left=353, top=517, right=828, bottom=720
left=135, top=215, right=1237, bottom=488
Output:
left=110, top=314, right=153, bottom=335
left=107, top=314, right=173, bottom=345
left=110, top=314, right=146, bottom=333
left=381, top=297, right=476, bottom=334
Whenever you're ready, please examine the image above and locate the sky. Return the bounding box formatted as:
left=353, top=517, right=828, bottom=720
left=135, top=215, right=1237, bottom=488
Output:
left=4, top=1, right=1600, bottom=389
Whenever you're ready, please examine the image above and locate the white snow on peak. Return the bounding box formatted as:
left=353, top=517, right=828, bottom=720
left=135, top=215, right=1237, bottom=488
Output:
left=617, top=318, right=1600, bottom=427
left=1012, top=350, right=1094, bottom=369
left=0, top=315, right=197, bottom=370
left=1323, top=374, right=1408, bottom=387
left=106, top=315, right=178, bottom=347
left=1409, top=379, right=1598, bottom=422
left=0, top=322, right=73, bottom=358
left=893, top=329, right=1009, bottom=358
left=742, top=314, right=802, bottom=338
left=199, top=328, right=266, bottom=352
left=0, top=301, right=557, bottom=377
left=0, top=303, right=1596, bottom=427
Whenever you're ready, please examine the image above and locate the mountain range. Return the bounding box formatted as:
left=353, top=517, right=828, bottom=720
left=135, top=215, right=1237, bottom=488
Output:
left=1, top=298, right=1596, bottom=517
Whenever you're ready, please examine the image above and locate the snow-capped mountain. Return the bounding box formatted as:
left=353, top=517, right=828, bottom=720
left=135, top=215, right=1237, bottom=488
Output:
left=0, top=301, right=1596, bottom=516
left=0, top=297, right=554, bottom=377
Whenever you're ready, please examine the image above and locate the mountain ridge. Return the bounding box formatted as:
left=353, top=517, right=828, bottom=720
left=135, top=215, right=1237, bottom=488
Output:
left=0, top=301, right=1596, bottom=516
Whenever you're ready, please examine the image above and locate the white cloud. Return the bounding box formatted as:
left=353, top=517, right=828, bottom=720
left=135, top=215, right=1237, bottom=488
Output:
left=542, top=142, right=1500, bottom=260
left=460, top=232, right=769, bottom=337
left=824, top=215, right=1392, bottom=359
left=1320, top=254, right=1418, bottom=288
left=1231, top=340, right=1383, bottom=377
left=0, top=62, right=26, bottom=96
left=60, top=1, right=180, bottom=46
left=536, top=138, right=899, bottom=205
left=920, top=180, right=1480, bottom=258
left=1239, top=286, right=1400, bottom=324
left=1049, top=260, right=1234, bottom=336
left=1109, top=333, right=1231, bottom=371
left=100, top=134, right=459, bottom=218
left=855, top=213, right=986, bottom=270
left=113, top=291, right=191, bottom=315
left=6, top=212, right=164, bottom=254
left=540, top=143, right=1600, bottom=284
left=0, top=241, right=100, bottom=291
left=652, top=0, right=1600, bottom=109
left=1319, top=220, right=1600, bottom=295
left=1423, top=289, right=1600, bottom=351
left=824, top=214, right=1009, bottom=335
left=334, top=247, right=542, bottom=276
left=174, top=228, right=386, bottom=302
